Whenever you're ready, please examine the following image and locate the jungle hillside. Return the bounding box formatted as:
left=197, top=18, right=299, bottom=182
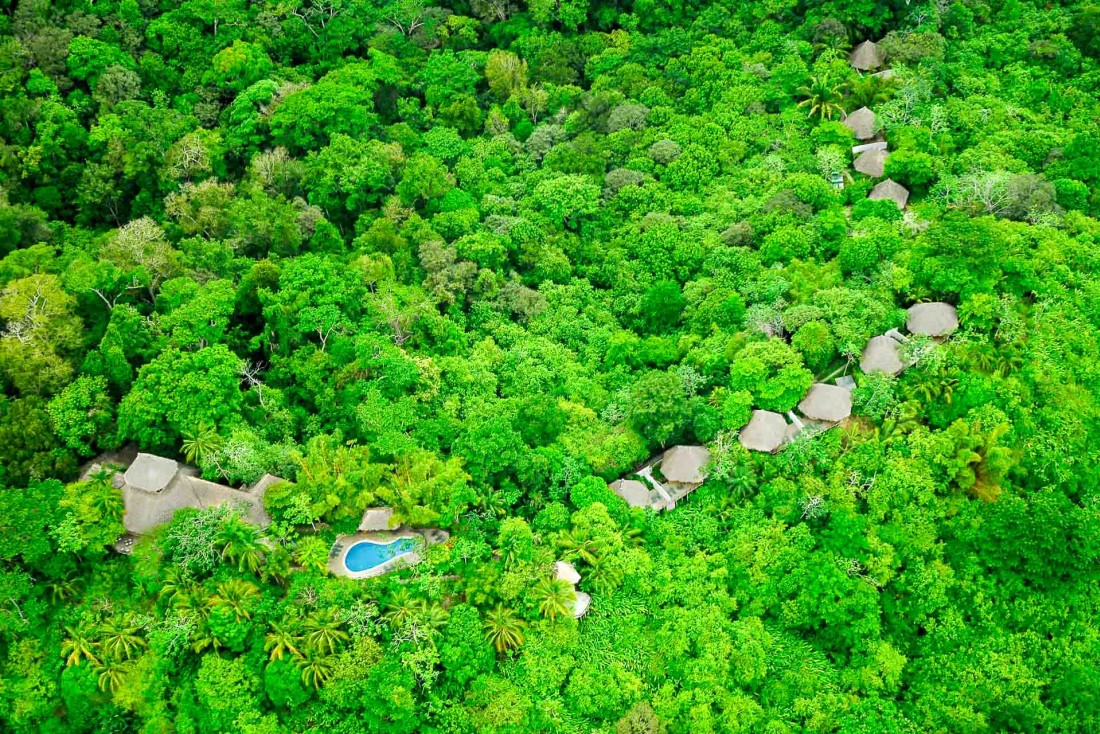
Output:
left=1, top=0, right=1100, bottom=732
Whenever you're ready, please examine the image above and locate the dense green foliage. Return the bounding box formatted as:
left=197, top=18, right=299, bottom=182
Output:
left=1, top=0, right=1100, bottom=731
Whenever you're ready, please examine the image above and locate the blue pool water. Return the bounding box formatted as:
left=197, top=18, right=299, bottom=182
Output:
left=344, top=537, right=418, bottom=573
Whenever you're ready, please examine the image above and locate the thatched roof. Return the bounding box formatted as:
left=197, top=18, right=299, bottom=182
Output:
left=798, top=384, right=853, bottom=423
left=571, top=591, right=592, bottom=618
left=906, top=302, right=958, bottom=337
left=872, top=68, right=896, bottom=80
left=122, top=491, right=176, bottom=535
left=660, top=445, right=711, bottom=485
left=843, top=107, right=877, bottom=140
left=854, top=149, right=888, bottom=177
left=249, top=473, right=289, bottom=497
left=860, top=335, right=905, bottom=375
left=358, top=507, right=395, bottom=532
left=739, top=410, right=789, bottom=453
left=852, top=141, right=888, bottom=155
left=123, top=470, right=270, bottom=535
left=123, top=453, right=178, bottom=493
left=869, top=179, right=910, bottom=208
left=609, top=478, right=653, bottom=508
left=192, top=477, right=270, bottom=526
left=555, top=560, right=581, bottom=585
left=850, top=41, right=884, bottom=71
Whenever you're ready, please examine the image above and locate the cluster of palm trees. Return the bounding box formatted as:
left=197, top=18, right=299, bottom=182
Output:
left=383, top=587, right=449, bottom=633
left=263, top=608, right=350, bottom=689
left=63, top=549, right=604, bottom=693
left=796, top=73, right=898, bottom=121
left=212, top=512, right=328, bottom=581
left=155, top=568, right=354, bottom=690
left=61, top=614, right=149, bottom=693
left=476, top=524, right=650, bottom=654
left=60, top=478, right=646, bottom=690
left=483, top=604, right=526, bottom=652
left=159, top=575, right=260, bottom=653
left=556, top=525, right=641, bottom=593
left=214, top=515, right=268, bottom=575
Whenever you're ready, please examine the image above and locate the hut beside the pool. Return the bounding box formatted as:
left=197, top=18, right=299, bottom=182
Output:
left=359, top=507, right=396, bottom=532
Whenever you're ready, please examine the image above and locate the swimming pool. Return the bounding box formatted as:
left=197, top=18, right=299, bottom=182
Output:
left=343, top=537, right=418, bottom=573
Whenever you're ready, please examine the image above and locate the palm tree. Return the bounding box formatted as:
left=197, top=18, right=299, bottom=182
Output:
left=87, top=465, right=117, bottom=485
left=533, top=578, right=574, bottom=622
left=993, top=348, right=1024, bottom=378
left=181, top=424, right=225, bottom=467
left=49, top=575, right=81, bottom=603
left=384, top=588, right=424, bottom=628
left=173, top=587, right=212, bottom=623
left=796, top=76, right=848, bottom=120
left=190, top=625, right=223, bottom=654
left=89, top=484, right=124, bottom=524
left=618, top=527, right=644, bottom=548
left=906, top=369, right=958, bottom=405
left=302, top=608, right=349, bottom=656
left=157, top=567, right=189, bottom=606
left=478, top=487, right=512, bottom=518
left=558, top=530, right=599, bottom=566
left=261, top=544, right=292, bottom=586
left=972, top=422, right=1012, bottom=502
left=98, top=615, right=147, bottom=661
left=210, top=579, right=260, bottom=622
left=417, top=603, right=450, bottom=635
left=61, top=627, right=100, bottom=667
left=967, top=343, right=997, bottom=374
left=589, top=554, right=625, bottom=593
left=297, top=652, right=334, bottom=690
left=848, top=74, right=899, bottom=108
left=215, top=516, right=265, bottom=574
left=95, top=660, right=129, bottom=693
left=264, top=620, right=302, bottom=661
left=293, top=536, right=330, bottom=574
left=878, top=401, right=921, bottom=442
left=483, top=605, right=526, bottom=653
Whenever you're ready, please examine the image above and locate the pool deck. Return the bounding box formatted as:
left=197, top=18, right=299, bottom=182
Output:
left=328, top=527, right=450, bottom=580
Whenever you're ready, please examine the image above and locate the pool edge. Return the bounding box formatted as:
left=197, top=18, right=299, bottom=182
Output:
left=337, top=535, right=420, bottom=580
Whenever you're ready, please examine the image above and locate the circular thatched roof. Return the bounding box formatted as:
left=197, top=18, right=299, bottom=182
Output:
left=906, top=302, right=958, bottom=337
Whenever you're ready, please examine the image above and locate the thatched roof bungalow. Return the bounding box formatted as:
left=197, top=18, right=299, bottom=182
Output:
left=860, top=335, right=906, bottom=376
left=869, top=179, right=910, bottom=209
left=798, top=384, right=854, bottom=423
left=906, top=302, right=959, bottom=337
left=739, top=410, right=790, bottom=453
left=843, top=107, right=877, bottom=141
left=850, top=41, right=885, bottom=71
left=120, top=453, right=279, bottom=536
left=854, top=149, right=888, bottom=177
